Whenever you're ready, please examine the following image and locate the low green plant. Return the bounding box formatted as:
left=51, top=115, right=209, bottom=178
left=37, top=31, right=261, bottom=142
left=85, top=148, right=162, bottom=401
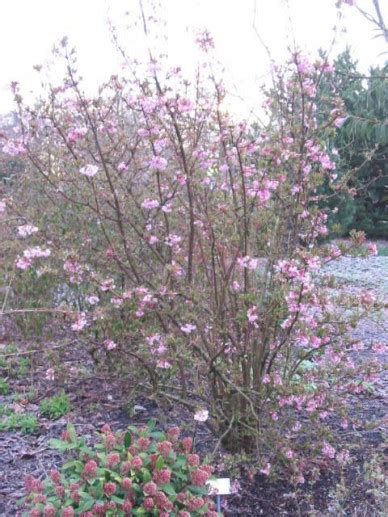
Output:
left=40, top=391, right=70, bottom=420
left=23, top=421, right=218, bottom=516
left=13, top=388, right=38, bottom=403
left=378, top=246, right=388, bottom=257
left=17, top=357, right=30, bottom=378
left=0, top=377, right=9, bottom=395
left=0, top=409, right=38, bottom=434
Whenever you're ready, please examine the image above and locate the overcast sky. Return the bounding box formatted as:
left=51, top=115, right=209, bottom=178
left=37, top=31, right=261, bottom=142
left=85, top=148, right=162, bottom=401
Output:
left=0, top=0, right=387, bottom=115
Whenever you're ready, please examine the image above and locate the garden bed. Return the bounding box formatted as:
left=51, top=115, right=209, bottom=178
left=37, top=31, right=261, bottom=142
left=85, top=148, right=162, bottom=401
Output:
left=1, top=254, right=386, bottom=516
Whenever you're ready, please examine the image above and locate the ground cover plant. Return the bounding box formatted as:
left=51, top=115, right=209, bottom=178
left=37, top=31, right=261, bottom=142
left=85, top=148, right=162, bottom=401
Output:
left=23, top=421, right=217, bottom=516
left=0, top=1, right=386, bottom=515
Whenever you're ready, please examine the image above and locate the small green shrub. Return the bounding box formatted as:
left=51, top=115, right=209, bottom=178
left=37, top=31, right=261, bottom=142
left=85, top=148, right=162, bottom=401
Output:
left=40, top=391, right=70, bottom=420
left=0, top=409, right=38, bottom=434
left=0, top=378, right=9, bottom=395
left=17, top=357, right=30, bottom=378
left=23, top=421, right=217, bottom=516
left=13, top=389, right=38, bottom=403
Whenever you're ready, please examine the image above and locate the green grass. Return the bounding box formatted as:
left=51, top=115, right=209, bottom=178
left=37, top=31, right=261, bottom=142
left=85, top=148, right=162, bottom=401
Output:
left=378, top=246, right=388, bottom=256
left=40, top=391, right=70, bottom=420
left=0, top=405, right=38, bottom=434
left=0, top=378, right=9, bottom=395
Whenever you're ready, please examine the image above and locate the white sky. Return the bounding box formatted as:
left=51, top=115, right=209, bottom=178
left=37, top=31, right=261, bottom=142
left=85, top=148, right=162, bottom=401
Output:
left=0, top=0, right=387, bottom=115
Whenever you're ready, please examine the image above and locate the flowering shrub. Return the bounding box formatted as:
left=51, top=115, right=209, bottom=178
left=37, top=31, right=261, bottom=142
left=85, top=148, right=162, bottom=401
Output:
left=1, top=5, right=382, bottom=479
left=23, top=421, right=217, bottom=516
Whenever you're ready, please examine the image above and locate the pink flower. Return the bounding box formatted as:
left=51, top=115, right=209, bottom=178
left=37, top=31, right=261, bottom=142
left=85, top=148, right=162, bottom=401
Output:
left=149, top=156, right=167, bottom=171
left=181, top=436, right=193, bottom=452
left=157, top=360, right=172, bottom=368
left=334, top=116, right=347, bottom=128
left=166, top=426, right=181, bottom=441
left=143, top=481, right=158, bottom=496
left=45, top=368, right=55, bottom=381
left=157, top=440, right=173, bottom=458
left=143, top=497, right=155, bottom=511
left=187, top=454, right=200, bottom=466
left=372, top=342, right=386, bottom=354
left=247, top=306, right=258, bottom=323
left=322, top=441, right=336, bottom=459
left=106, top=453, right=120, bottom=467
left=149, top=235, right=159, bottom=245
left=231, top=281, right=241, bottom=292
left=71, top=313, right=88, bottom=331
left=194, top=409, right=209, bottom=422
left=80, top=164, right=98, bottom=177
left=336, top=449, right=350, bottom=464
left=238, top=256, right=259, bottom=270
left=181, top=323, right=196, bottom=334
left=117, top=161, right=128, bottom=172
left=86, top=295, right=99, bottom=305
left=2, top=139, right=26, bottom=156
left=103, top=339, right=117, bottom=351
left=23, top=246, right=51, bottom=259
left=131, top=456, right=143, bottom=470
left=67, top=126, right=87, bottom=143
left=121, top=477, right=132, bottom=491
left=83, top=460, right=98, bottom=479
left=142, top=198, right=160, bottom=210
left=49, top=469, right=61, bottom=484
left=260, top=462, right=271, bottom=476
left=17, top=224, right=38, bottom=238
left=165, top=234, right=182, bottom=247
left=195, top=29, right=214, bottom=52
left=191, top=468, right=210, bottom=486
left=360, top=291, right=375, bottom=308
left=24, top=475, right=44, bottom=493
left=61, top=509, right=74, bottom=517
left=103, top=482, right=116, bottom=496
left=100, top=278, right=115, bottom=291
left=16, top=256, right=32, bottom=270
left=122, top=500, right=133, bottom=512
left=367, top=243, right=378, bottom=256
left=153, top=468, right=171, bottom=485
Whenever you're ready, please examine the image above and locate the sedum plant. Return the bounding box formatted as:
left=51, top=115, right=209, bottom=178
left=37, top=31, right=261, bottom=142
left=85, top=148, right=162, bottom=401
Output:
left=22, top=421, right=217, bottom=516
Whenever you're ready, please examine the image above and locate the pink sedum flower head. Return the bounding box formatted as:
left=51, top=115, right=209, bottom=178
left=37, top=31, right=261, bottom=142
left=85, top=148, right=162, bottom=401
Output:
left=194, top=409, right=209, bottom=422
left=80, top=164, right=98, bottom=177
